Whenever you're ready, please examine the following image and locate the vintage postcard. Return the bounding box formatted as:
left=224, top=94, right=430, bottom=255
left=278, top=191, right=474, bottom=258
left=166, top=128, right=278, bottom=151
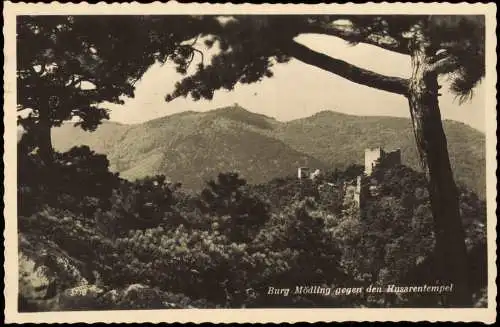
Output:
left=3, top=1, right=497, bottom=324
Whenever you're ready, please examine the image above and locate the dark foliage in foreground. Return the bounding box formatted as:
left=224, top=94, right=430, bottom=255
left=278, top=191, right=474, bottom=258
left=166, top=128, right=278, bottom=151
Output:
left=18, top=147, right=487, bottom=310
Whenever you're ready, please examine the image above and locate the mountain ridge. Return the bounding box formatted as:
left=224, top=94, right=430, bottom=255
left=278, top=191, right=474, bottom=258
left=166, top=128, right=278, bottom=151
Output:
left=90, top=107, right=485, bottom=134
left=51, top=105, right=486, bottom=197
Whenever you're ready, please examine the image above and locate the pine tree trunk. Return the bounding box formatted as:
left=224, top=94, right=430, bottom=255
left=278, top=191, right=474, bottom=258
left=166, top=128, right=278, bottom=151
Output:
left=37, top=109, right=54, bottom=166
left=408, top=42, right=471, bottom=307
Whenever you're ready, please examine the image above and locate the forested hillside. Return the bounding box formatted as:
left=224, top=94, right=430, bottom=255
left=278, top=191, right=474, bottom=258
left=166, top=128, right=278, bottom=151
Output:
left=51, top=106, right=486, bottom=198
left=18, top=147, right=487, bottom=310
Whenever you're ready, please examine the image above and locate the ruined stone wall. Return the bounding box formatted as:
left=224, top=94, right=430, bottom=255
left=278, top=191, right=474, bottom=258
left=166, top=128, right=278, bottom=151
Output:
left=365, top=147, right=402, bottom=175
left=297, top=167, right=310, bottom=179
left=304, top=147, right=401, bottom=219
left=342, top=176, right=362, bottom=208
left=364, top=147, right=383, bottom=175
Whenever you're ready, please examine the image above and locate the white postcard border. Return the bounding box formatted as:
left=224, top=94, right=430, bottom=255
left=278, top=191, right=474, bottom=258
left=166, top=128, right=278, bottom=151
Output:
left=3, top=1, right=497, bottom=324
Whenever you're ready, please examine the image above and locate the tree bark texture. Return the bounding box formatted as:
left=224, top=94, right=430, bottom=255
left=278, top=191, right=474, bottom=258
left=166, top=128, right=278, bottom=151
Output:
left=283, top=40, right=409, bottom=96
left=407, top=37, right=471, bottom=307
left=36, top=106, right=54, bottom=166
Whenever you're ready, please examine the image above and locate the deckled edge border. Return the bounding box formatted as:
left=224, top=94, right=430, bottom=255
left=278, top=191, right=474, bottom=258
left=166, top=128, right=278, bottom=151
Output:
left=2, top=1, right=498, bottom=324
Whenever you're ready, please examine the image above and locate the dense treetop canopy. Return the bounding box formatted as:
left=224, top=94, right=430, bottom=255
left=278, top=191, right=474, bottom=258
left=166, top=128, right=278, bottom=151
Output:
left=165, top=15, right=484, bottom=104
left=17, top=15, right=215, bottom=130
left=17, top=14, right=484, bottom=132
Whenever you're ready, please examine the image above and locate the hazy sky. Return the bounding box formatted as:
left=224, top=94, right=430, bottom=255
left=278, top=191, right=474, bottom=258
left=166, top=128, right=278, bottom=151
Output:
left=106, top=33, right=486, bottom=132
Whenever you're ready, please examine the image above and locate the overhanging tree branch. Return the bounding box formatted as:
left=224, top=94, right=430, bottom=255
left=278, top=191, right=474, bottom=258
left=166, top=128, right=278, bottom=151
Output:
left=428, top=56, right=461, bottom=76
left=282, top=40, right=409, bottom=96
left=304, top=23, right=410, bottom=56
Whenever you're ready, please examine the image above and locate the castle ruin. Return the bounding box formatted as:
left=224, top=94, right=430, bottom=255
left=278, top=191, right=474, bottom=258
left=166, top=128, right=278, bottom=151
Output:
left=347, top=147, right=401, bottom=208
left=298, top=167, right=322, bottom=180
left=343, top=175, right=362, bottom=207
left=297, top=147, right=401, bottom=213
left=364, top=147, right=402, bottom=176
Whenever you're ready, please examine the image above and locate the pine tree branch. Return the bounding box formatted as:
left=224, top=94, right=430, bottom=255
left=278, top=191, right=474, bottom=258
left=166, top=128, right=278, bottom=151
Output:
left=428, top=56, right=461, bottom=76
left=282, top=40, right=409, bottom=96
left=304, top=23, right=410, bottom=56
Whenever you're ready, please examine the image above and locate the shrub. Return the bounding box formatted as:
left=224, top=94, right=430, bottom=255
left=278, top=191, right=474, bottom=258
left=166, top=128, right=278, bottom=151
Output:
left=199, top=172, right=271, bottom=243
left=95, top=175, right=183, bottom=238
left=18, top=146, right=120, bottom=216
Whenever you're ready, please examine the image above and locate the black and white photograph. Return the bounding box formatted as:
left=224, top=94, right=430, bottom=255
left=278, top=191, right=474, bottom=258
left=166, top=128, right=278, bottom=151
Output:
left=4, top=2, right=497, bottom=324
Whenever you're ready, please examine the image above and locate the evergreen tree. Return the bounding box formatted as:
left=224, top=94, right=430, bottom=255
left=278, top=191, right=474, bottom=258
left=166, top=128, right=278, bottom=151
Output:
left=17, top=15, right=212, bottom=164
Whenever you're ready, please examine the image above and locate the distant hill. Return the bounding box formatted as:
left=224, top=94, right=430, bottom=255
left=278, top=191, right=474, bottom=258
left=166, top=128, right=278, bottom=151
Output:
left=52, top=106, right=326, bottom=190
left=51, top=105, right=486, bottom=198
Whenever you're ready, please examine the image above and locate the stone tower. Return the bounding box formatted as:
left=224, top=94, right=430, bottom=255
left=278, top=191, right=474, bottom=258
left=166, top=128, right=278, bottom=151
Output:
left=364, top=147, right=383, bottom=175
left=364, top=147, right=401, bottom=175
